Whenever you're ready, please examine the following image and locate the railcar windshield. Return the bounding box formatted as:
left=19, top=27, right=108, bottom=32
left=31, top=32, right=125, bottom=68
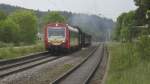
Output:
left=48, top=28, right=65, bottom=38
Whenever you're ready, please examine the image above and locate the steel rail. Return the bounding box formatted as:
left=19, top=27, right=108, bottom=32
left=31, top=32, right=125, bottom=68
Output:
left=83, top=44, right=105, bottom=84
left=0, top=52, right=62, bottom=78
left=51, top=44, right=103, bottom=84
left=0, top=51, right=49, bottom=65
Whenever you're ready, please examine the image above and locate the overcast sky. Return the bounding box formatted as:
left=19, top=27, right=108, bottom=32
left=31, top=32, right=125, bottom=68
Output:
left=0, top=0, right=137, bottom=21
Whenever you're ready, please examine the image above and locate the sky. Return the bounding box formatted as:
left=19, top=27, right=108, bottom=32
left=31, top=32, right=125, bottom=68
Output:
left=0, top=0, right=137, bottom=21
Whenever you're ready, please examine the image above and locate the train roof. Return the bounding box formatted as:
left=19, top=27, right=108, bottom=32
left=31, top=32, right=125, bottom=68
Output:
left=68, top=26, right=79, bottom=32
left=46, top=23, right=91, bottom=37
left=46, top=23, right=67, bottom=27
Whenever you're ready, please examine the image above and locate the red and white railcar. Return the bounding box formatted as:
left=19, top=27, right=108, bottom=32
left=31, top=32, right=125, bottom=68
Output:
left=44, top=23, right=80, bottom=52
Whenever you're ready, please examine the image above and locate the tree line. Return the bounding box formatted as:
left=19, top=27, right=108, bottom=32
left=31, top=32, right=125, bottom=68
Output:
left=0, top=4, right=115, bottom=42
left=0, top=10, right=66, bottom=45
left=113, top=0, right=150, bottom=42
left=0, top=10, right=38, bottom=45
left=0, top=4, right=115, bottom=44
left=113, top=0, right=150, bottom=59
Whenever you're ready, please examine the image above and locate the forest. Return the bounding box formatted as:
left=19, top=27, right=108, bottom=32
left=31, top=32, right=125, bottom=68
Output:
left=0, top=4, right=115, bottom=44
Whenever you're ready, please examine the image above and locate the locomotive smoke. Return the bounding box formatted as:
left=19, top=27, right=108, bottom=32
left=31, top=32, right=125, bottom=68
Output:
left=67, top=13, right=115, bottom=41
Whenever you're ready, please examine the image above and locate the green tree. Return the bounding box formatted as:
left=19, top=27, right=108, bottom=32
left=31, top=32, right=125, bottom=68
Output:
left=114, top=13, right=127, bottom=41
left=114, top=11, right=137, bottom=42
left=9, top=10, right=38, bottom=44
left=134, top=0, right=150, bottom=8
left=120, top=27, right=130, bottom=42
left=43, top=11, right=66, bottom=25
left=0, top=10, right=7, bottom=21
left=0, top=19, right=19, bottom=43
left=134, top=0, right=150, bottom=25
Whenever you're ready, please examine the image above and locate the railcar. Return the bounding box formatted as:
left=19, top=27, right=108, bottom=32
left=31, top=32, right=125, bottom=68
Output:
left=44, top=23, right=92, bottom=53
left=44, top=23, right=81, bottom=52
left=81, top=32, right=92, bottom=47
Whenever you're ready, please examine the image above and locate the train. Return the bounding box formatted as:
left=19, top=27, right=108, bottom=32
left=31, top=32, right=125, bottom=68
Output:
left=44, top=23, right=92, bottom=53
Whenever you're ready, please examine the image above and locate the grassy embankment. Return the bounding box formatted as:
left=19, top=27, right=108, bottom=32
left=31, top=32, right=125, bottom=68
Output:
left=0, top=42, right=45, bottom=60
left=106, top=42, right=150, bottom=84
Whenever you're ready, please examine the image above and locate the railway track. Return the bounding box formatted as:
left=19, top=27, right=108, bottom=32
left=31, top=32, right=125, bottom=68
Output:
left=0, top=52, right=61, bottom=78
left=51, top=44, right=105, bottom=84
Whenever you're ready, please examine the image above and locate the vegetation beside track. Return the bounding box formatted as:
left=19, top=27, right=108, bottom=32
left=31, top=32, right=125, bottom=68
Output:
left=0, top=42, right=45, bottom=60
left=107, top=0, right=150, bottom=83
left=106, top=41, right=150, bottom=84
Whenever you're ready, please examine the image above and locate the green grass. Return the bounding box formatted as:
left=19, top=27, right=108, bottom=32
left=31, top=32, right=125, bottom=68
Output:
left=0, top=42, right=45, bottom=59
left=63, top=64, right=73, bottom=70
left=105, top=42, right=150, bottom=84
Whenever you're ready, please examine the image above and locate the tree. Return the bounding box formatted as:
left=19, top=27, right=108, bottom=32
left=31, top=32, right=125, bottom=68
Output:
left=114, top=13, right=127, bottom=40
left=120, top=27, right=130, bottom=42
left=9, top=10, right=38, bottom=44
left=43, top=11, right=66, bottom=25
left=114, top=11, right=137, bottom=42
left=0, top=10, right=7, bottom=21
left=134, top=0, right=150, bottom=8
left=134, top=0, right=150, bottom=25
left=0, top=19, right=19, bottom=43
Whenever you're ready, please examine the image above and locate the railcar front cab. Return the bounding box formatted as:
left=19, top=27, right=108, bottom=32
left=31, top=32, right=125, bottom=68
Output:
left=46, top=23, right=67, bottom=52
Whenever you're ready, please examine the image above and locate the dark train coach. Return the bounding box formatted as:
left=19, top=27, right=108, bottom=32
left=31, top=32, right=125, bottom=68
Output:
left=44, top=23, right=91, bottom=53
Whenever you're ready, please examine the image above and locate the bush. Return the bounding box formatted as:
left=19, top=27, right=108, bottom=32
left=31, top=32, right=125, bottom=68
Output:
left=9, top=10, right=38, bottom=44
left=0, top=19, right=20, bottom=43
left=135, top=35, right=150, bottom=60
left=0, top=10, right=7, bottom=21
left=106, top=42, right=150, bottom=84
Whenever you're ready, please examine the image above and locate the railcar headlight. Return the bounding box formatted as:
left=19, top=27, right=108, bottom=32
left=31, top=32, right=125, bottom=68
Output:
left=62, top=40, right=65, bottom=42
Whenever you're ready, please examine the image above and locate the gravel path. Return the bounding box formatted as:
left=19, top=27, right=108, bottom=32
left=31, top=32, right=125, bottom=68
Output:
left=0, top=45, right=96, bottom=84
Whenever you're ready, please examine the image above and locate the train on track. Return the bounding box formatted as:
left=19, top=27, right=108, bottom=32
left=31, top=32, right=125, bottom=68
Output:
left=44, top=23, right=92, bottom=53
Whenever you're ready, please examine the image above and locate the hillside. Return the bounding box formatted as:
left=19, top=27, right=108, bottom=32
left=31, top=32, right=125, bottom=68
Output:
left=0, top=4, right=115, bottom=41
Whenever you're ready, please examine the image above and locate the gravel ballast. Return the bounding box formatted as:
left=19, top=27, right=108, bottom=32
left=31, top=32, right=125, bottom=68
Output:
left=0, top=45, right=96, bottom=84
left=89, top=46, right=108, bottom=84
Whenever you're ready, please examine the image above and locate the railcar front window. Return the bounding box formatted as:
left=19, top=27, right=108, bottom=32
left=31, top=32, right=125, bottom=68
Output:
left=48, top=28, right=65, bottom=38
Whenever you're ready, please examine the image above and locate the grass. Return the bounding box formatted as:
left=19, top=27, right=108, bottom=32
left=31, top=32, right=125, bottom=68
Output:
left=0, top=42, right=45, bottom=60
left=105, top=42, right=150, bottom=84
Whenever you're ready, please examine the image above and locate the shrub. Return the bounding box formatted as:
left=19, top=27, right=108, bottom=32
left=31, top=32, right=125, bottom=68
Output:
left=0, top=19, right=20, bottom=43
left=135, top=35, right=150, bottom=61
left=9, top=10, right=38, bottom=44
